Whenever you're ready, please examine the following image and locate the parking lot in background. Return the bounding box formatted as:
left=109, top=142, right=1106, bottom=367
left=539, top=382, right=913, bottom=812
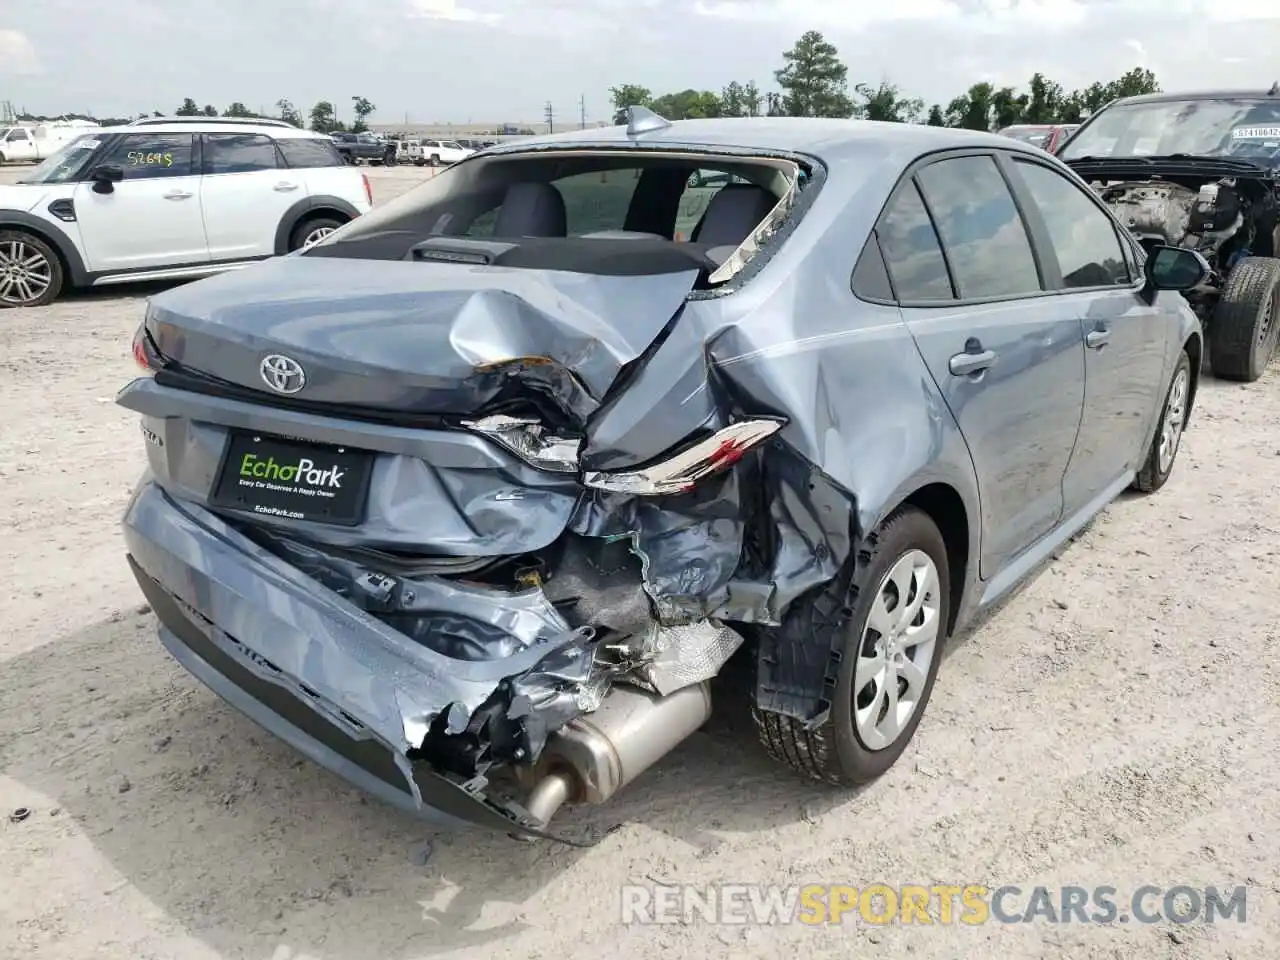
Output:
left=2, top=159, right=1279, bottom=960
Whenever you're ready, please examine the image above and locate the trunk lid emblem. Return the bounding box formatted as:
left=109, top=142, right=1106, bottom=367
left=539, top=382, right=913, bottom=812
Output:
left=260, top=354, right=307, bottom=394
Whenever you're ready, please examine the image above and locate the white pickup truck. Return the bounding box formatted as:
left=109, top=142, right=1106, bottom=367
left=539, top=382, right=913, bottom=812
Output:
left=0, top=124, right=103, bottom=163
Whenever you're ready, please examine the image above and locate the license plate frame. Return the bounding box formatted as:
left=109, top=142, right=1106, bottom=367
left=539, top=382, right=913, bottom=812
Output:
left=209, top=431, right=375, bottom=527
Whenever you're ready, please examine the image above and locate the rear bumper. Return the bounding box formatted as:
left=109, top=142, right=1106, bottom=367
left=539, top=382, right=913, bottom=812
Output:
left=123, top=479, right=596, bottom=843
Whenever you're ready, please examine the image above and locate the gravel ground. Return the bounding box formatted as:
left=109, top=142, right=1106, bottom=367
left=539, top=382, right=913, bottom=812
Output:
left=2, top=163, right=1279, bottom=960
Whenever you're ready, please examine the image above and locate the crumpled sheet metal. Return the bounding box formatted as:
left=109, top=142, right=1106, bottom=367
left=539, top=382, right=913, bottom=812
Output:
left=629, top=619, right=746, bottom=697
left=142, top=255, right=703, bottom=426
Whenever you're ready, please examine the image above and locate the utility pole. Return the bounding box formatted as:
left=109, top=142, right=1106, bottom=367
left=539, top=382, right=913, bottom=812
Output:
left=544, top=100, right=554, bottom=134
left=578, top=94, right=586, bottom=129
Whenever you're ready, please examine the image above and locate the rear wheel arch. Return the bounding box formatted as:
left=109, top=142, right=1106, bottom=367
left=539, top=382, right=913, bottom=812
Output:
left=898, top=482, right=970, bottom=638
left=1182, top=331, right=1202, bottom=422
left=273, top=197, right=360, bottom=255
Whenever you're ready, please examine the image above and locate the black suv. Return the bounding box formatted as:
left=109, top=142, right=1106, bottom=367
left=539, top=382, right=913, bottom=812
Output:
left=1058, top=87, right=1280, bottom=382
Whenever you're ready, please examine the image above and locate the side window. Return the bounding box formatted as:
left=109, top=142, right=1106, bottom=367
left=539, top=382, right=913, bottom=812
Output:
left=1012, top=159, right=1132, bottom=288
left=278, top=138, right=344, bottom=168
left=9, top=129, right=29, bottom=141
left=915, top=156, right=1042, bottom=299
left=98, top=134, right=195, bottom=179
left=203, top=134, right=279, bottom=174
left=552, top=168, right=642, bottom=235
left=878, top=181, right=954, bottom=302
left=851, top=232, right=895, bottom=301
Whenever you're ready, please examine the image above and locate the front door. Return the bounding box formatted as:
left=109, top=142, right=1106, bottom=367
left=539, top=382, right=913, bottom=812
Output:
left=882, top=154, right=1087, bottom=579
left=198, top=133, right=297, bottom=261
left=1005, top=156, right=1168, bottom=516
left=73, top=132, right=208, bottom=273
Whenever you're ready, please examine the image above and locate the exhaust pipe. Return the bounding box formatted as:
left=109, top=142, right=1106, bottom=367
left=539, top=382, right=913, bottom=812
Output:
left=522, top=680, right=712, bottom=827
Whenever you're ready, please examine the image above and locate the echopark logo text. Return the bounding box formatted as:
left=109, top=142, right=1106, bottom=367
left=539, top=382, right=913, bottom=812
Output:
left=239, top=453, right=344, bottom=490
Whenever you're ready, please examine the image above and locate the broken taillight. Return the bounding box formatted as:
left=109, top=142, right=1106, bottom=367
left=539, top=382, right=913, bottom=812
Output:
left=131, top=324, right=162, bottom=375
left=582, top=419, right=784, bottom=496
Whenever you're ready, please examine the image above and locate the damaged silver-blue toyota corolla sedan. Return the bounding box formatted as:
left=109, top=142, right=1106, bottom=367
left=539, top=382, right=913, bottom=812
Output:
left=119, top=108, right=1208, bottom=843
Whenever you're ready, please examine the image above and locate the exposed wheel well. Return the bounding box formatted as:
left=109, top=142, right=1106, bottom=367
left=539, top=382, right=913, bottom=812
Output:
left=1183, top=331, right=1202, bottom=420
left=0, top=222, right=72, bottom=286
left=900, top=482, right=969, bottom=637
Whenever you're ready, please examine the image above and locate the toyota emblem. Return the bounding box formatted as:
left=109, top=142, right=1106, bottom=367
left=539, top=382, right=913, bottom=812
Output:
left=260, top=354, right=306, bottom=394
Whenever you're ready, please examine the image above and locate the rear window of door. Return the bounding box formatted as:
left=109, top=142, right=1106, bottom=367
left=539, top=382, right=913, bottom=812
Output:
left=97, top=133, right=196, bottom=179
left=878, top=181, right=954, bottom=302
left=915, top=155, right=1043, bottom=299
left=278, top=138, right=345, bottom=168
left=1010, top=158, right=1132, bottom=288
left=202, top=133, right=279, bottom=174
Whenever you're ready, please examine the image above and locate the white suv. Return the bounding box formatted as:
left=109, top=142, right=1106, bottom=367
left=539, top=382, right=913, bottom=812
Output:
left=415, top=140, right=474, bottom=167
left=0, top=118, right=374, bottom=308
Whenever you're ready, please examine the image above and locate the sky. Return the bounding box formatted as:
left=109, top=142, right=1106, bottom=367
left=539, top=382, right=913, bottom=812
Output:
left=2, top=0, right=1279, bottom=126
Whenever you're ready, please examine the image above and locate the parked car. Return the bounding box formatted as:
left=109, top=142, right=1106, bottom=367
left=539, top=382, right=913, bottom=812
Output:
left=1058, top=86, right=1280, bottom=381
left=0, top=119, right=373, bottom=307
left=120, top=109, right=1204, bottom=843
left=394, top=138, right=424, bottom=165
left=997, top=123, right=1080, bottom=153
left=0, top=123, right=103, bottom=163
left=415, top=139, right=473, bottom=166
left=331, top=131, right=394, bottom=166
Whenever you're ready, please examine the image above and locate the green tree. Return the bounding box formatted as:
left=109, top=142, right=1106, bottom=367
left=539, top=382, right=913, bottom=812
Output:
left=650, top=89, right=722, bottom=119
left=1110, top=66, right=1160, bottom=99
left=774, top=31, right=854, bottom=117
left=351, top=96, right=375, bottom=132
left=721, top=80, right=763, bottom=118
left=175, top=98, right=200, bottom=116
left=1022, top=72, right=1064, bottom=123
left=309, top=100, right=343, bottom=133
left=945, top=82, right=996, bottom=130
left=276, top=98, right=302, bottom=127
left=926, top=104, right=945, bottom=126
left=223, top=102, right=254, bottom=118
left=990, top=86, right=1027, bottom=130
left=202, top=104, right=218, bottom=116
left=608, top=84, right=653, bottom=124
left=854, top=81, right=923, bottom=123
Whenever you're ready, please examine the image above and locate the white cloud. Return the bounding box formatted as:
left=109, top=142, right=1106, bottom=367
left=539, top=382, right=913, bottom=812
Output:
left=408, top=0, right=501, bottom=24
left=692, top=0, right=964, bottom=28
left=0, top=29, right=40, bottom=74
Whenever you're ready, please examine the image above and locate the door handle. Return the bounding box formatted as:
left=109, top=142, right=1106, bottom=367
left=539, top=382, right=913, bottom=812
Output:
left=163, top=190, right=193, bottom=200
left=273, top=181, right=300, bottom=192
left=1085, top=327, right=1111, bottom=350
left=949, top=344, right=998, bottom=377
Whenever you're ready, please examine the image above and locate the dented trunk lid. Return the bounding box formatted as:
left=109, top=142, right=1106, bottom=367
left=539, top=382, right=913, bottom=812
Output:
left=143, top=255, right=702, bottom=427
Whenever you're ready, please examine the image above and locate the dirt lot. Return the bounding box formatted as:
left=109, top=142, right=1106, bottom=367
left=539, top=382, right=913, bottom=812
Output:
left=2, top=163, right=1279, bottom=960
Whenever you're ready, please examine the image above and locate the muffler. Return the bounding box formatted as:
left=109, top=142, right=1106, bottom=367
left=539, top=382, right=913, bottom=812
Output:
left=522, top=680, right=712, bottom=827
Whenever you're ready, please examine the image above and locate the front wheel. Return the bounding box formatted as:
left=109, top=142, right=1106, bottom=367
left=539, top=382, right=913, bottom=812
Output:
left=1209, top=257, right=1280, bottom=382
left=753, top=506, right=950, bottom=785
left=0, top=230, right=64, bottom=308
left=429, top=154, right=441, bottom=167
left=1132, top=349, right=1192, bottom=493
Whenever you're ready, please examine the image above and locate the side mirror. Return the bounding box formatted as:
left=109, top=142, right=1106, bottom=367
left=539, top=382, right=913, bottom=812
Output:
left=1144, top=244, right=1210, bottom=293
left=90, top=165, right=125, bottom=193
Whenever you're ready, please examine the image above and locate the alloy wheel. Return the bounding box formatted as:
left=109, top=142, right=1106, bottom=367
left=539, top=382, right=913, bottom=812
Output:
left=301, top=226, right=336, bottom=249
left=0, top=238, right=54, bottom=306
left=853, top=549, right=942, bottom=751
left=1157, top=366, right=1189, bottom=476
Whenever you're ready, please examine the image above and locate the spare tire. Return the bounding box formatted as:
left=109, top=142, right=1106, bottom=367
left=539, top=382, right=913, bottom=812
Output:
left=1209, top=256, right=1280, bottom=382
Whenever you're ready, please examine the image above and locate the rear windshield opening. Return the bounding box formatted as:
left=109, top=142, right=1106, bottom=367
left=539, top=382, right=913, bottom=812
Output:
left=304, top=149, right=809, bottom=285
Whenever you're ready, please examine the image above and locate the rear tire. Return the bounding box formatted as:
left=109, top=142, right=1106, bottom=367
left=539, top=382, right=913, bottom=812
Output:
left=429, top=154, right=441, bottom=167
left=1132, top=349, right=1191, bottom=493
left=1208, top=256, right=1280, bottom=382
left=288, top=216, right=345, bottom=252
left=0, top=230, right=64, bottom=308
left=752, top=506, right=950, bottom=786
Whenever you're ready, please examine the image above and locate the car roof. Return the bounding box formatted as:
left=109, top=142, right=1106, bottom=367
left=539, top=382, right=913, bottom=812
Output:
left=90, top=119, right=325, bottom=139
left=1108, top=88, right=1280, bottom=107
left=483, top=116, right=1038, bottom=164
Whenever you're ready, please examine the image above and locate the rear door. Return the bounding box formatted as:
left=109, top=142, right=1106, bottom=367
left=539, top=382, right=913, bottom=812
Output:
left=1004, top=154, right=1168, bottom=516
left=276, top=137, right=369, bottom=211
left=198, top=133, right=296, bottom=261
left=73, top=132, right=208, bottom=272
left=885, top=152, right=1086, bottom=578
